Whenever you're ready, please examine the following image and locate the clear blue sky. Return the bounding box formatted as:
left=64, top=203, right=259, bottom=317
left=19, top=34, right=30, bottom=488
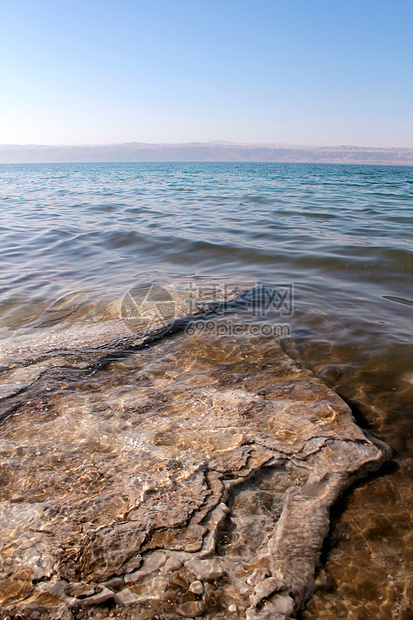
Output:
left=1, top=0, right=412, bottom=147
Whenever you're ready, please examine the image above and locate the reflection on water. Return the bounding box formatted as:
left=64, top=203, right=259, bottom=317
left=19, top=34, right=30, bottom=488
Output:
left=0, top=163, right=412, bottom=617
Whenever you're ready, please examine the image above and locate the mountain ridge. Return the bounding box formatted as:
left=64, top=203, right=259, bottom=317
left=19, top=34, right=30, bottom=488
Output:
left=1, top=141, right=412, bottom=165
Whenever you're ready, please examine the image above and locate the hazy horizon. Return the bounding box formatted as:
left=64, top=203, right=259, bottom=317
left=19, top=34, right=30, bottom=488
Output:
left=1, top=140, right=412, bottom=149
left=2, top=141, right=412, bottom=166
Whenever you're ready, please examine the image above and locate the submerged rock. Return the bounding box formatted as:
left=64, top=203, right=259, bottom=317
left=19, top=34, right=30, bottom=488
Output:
left=0, top=320, right=389, bottom=619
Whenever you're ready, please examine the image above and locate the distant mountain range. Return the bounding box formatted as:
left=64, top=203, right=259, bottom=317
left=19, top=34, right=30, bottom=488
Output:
left=1, top=142, right=412, bottom=165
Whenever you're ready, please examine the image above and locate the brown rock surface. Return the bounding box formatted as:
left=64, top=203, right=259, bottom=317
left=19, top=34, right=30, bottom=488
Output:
left=0, top=320, right=389, bottom=619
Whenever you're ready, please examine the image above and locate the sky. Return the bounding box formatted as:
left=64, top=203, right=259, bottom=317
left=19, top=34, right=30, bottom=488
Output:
left=1, top=0, right=412, bottom=147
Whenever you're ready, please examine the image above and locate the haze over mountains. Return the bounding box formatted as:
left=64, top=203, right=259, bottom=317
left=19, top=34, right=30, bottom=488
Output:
left=1, top=142, right=412, bottom=165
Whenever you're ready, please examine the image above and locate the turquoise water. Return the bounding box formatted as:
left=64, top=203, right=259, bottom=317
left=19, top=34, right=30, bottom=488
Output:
left=0, top=162, right=412, bottom=616
left=1, top=162, right=412, bottom=338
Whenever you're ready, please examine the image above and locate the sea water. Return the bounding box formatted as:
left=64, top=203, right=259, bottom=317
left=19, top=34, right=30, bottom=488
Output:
left=0, top=162, right=412, bottom=617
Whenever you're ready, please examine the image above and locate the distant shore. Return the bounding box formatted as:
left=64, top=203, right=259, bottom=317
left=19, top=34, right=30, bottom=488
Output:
left=1, top=141, right=413, bottom=165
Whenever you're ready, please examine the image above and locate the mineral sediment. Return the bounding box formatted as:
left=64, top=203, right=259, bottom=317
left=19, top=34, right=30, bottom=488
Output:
left=0, top=303, right=389, bottom=619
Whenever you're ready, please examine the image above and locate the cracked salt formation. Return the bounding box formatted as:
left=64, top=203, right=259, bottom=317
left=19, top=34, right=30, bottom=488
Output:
left=0, top=312, right=389, bottom=619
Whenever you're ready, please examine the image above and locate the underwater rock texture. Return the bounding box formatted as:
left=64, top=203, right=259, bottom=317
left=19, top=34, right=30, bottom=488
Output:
left=0, top=322, right=389, bottom=619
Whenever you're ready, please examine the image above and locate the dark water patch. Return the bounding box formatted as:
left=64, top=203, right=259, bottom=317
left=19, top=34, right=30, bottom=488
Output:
left=383, top=295, right=413, bottom=307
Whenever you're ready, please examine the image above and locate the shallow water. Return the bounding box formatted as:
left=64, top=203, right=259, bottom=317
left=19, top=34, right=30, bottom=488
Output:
left=0, top=162, right=412, bottom=617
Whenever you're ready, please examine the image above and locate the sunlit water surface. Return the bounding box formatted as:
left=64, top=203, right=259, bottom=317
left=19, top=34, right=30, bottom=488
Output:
left=0, top=162, right=412, bottom=618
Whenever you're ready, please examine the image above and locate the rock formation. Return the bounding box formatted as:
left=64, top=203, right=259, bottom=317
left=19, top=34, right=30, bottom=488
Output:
left=0, top=290, right=389, bottom=618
